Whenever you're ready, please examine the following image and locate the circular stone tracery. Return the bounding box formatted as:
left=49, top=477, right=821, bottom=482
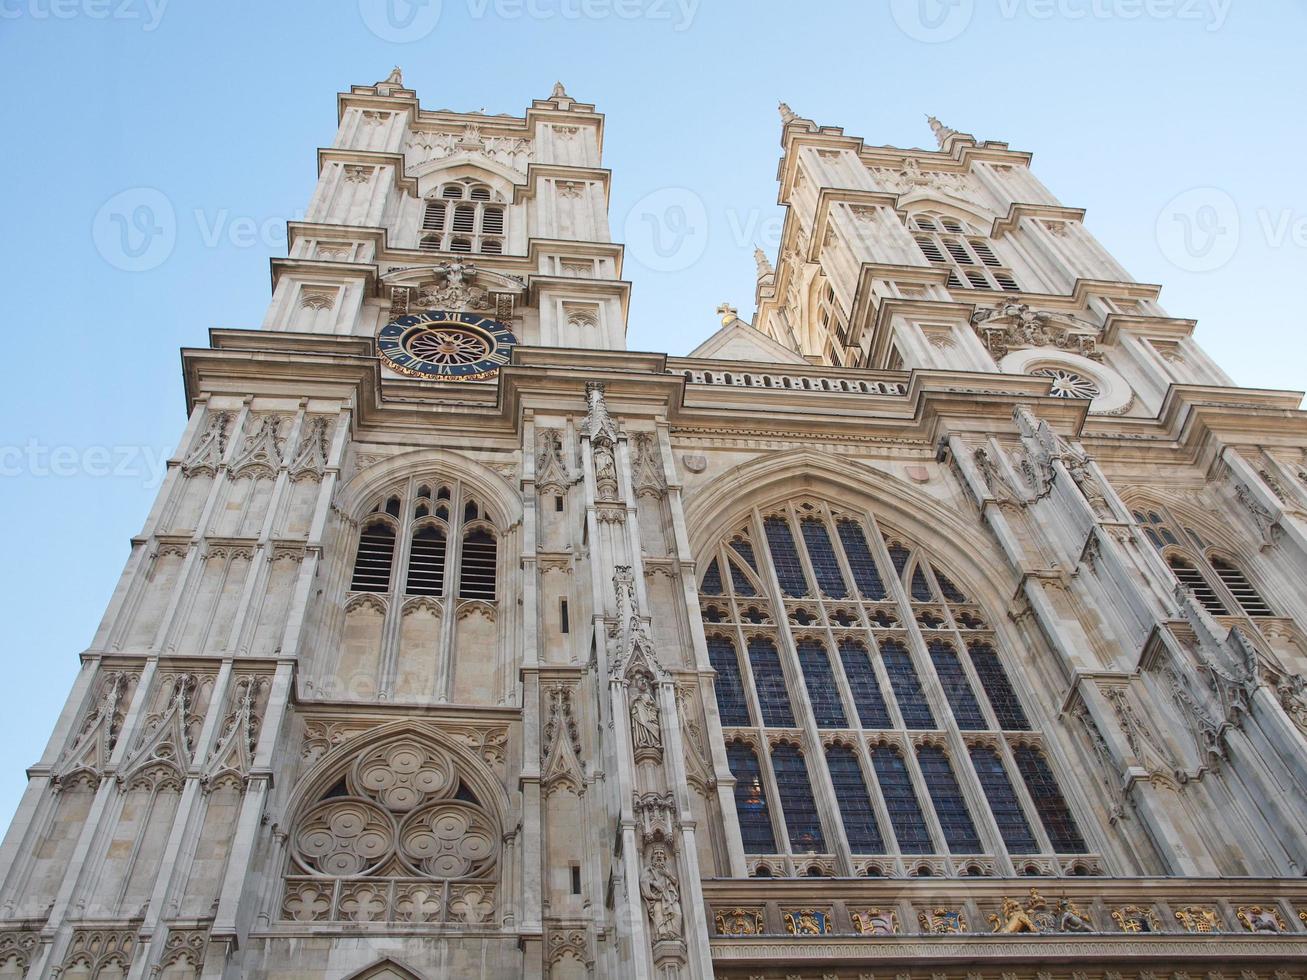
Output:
left=1030, top=366, right=1100, bottom=400
left=404, top=326, right=491, bottom=366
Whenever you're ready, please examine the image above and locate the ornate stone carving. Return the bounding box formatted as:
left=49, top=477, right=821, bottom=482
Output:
left=230, top=415, right=285, bottom=477
left=631, top=431, right=667, bottom=498
left=1236, top=905, right=1286, bottom=933
left=60, top=929, right=136, bottom=976
left=714, top=907, right=764, bottom=935
left=405, top=127, right=534, bottom=172
left=183, top=410, right=232, bottom=476
left=541, top=684, right=584, bottom=793
left=204, top=674, right=269, bottom=786
left=640, top=841, right=683, bottom=941
left=1174, top=905, right=1222, bottom=932
left=973, top=447, right=1021, bottom=504
left=1234, top=482, right=1282, bottom=548
left=783, top=909, right=832, bottom=934
left=416, top=259, right=491, bottom=312
left=851, top=908, right=899, bottom=934
left=628, top=672, right=662, bottom=759
left=289, top=416, right=331, bottom=481
left=535, top=428, right=569, bottom=493
left=1111, top=905, right=1161, bottom=932
left=57, top=671, right=131, bottom=783
left=1101, top=683, right=1178, bottom=783
left=1274, top=673, right=1307, bottom=735
left=918, top=908, right=968, bottom=933
left=971, top=303, right=1102, bottom=362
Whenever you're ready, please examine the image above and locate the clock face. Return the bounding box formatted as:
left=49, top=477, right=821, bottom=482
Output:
left=376, top=310, right=517, bottom=382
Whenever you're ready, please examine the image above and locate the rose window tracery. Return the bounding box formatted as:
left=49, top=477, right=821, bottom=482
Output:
left=283, top=738, right=500, bottom=924
left=1030, top=366, right=1100, bottom=400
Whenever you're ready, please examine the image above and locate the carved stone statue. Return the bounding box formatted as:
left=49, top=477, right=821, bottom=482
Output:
left=1056, top=897, right=1094, bottom=933
left=990, top=896, right=1040, bottom=933
left=640, top=845, right=682, bottom=941
left=629, top=673, right=662, bottom=754
left=1275, top=674, right=1307, bottom=735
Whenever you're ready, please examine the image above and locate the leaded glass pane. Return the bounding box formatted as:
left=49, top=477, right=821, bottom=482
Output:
left=839, top=640, right=892, bottom=728
left=909, top=564, right=934, bottom=601
left=765, top=516, right=810, bottom=597
left=967, top=642, right=1030, bottom=731
left=1013, top=746, right=1086, bottom=853
left=800, top=518, right=848, bottom=598
left=727, top=558, right=757, bottom=597
left=969, top=746, right=1037, bottom=853
left=707, top=634, right=751, bottom=727
left=886, top=540, right=911, bottom=577
left=796, top=640, right=846, bottom=727
left=731, top=537, right=758, bottom=570
left=825, top=745, right=884, bottom=852
left=727, top=742, right=776, bottom=853
left=881, top=640, right=936, bottom=729
left=916, top=746, right=981, bottom=853
left=928, top=641, right=986, bottom=730
left=771, top=744, right=826, bottom=852
left=837, top=519, right=887, bottom=599
left=870, top=745, right=932, bottom=853
left=700, top=558, right=723, bottom=595
left=934, top=567, right=967, bottom=603
left=747, top=637, right=795, bottom=727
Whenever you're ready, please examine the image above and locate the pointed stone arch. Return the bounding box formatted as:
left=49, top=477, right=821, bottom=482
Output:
left=343, top=958, right=426, bottom=980
left=336, top=447, right=521, bottom=531
left=683, top=448, right=1017, bottom=605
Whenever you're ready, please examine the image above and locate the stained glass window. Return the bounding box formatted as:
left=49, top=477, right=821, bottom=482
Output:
left=825, top=745, right=884, bottom=852
left=927, top=641, right=986, bottom=730
left=917, top=746, right=981, bottom=853
left=707, top=634, right=751, bottom=727
left=796, top=639, right=846, bottom=727
left=730, top=537, right=759, bottom=570
left=870, top=745, right=932, bottom=853
left=837, top=519, right=887, bottom=599
left=699, top=558, right=723, bottom=595
left=886, top=540, right=911, bottom=577
left=881, top=640, right=936, bottom=729
left=967, top=642, right=1030, bottom=731
left=800, top=518, right=848, bottom=598
left=747, top=637, right=795, bottom=727
left=728, top=741, right=776, bottom=853
left=969, top=746, right=1037, bottom=854
left=838, top=639, right=892, bottom=729
left=1013, top=745, right=1086, bottom=853
left=764, top=516, right=809, bottom=597
left=771, top=744, right=826, bottom=852
left=727, top=558, right=757, bottom=597
left=909, top=564, right=934, bottom=601
left=934, top=567, right=967, bottom=603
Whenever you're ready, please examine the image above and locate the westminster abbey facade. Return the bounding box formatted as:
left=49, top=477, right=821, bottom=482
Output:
left=2, top=70, right=1306, bottom=978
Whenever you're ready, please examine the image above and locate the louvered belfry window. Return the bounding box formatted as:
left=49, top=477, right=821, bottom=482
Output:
left=696, top=499, right=1092, bottom=873
left=417, top=180, right=506, bottom=255
left=347, top=479, right=499, bottom=604
left=911, top=212, right=1021, bottom=292
left=1133, top=506, right=1273, bottom=618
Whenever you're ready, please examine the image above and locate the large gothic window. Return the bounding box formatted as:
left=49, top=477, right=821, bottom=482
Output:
left=698, top=500, right=1093, bottom=876
left=1132, top=506, right=1274, bottom=618
left=282, top=737, right=500, bottom=924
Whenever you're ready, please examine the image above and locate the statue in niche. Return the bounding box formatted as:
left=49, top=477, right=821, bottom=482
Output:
left=640, top=844, right=682, bottom=941
left=629, top=672, right=662, bottom=754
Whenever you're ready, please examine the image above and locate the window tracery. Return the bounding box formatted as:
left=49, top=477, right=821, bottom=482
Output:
left=910, top=212, right=1020, bottom=292
left=419, top=180, right=506, bottom=255
left=698, top=499, right=1090, bottom=874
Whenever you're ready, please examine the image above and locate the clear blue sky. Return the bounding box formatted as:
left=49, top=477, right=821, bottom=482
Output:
left=0, top=1, right=1303, bottom=826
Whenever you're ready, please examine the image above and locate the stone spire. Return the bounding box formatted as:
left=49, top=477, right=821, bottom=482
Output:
left=778, top=102, right=797, bottom=124
left=375, top=66, right=406, bottom=96
left=753, top=247, right=774, bottom=279
left=551, top=80, right=570, bottom=99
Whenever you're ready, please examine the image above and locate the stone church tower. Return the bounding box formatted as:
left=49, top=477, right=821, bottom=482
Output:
left=2, top=73, right=1306, bottom=978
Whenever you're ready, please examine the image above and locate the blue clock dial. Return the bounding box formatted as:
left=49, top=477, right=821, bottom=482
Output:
left=376, top=310, right=517, bottom=381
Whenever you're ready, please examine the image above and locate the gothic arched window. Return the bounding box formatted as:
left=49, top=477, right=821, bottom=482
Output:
left=418, top=180, right=507, bottom=255
left=347, top=478, right=500, bottom=605
left=910, top=211, right=1020, bottom=292
left=1133, top=506, right=1274, bottom=618
left=770, top=743, right=825, bottom=852
left=697, top=499, right=1091, bottom=874
left=727, top=741, right=775, bottom=854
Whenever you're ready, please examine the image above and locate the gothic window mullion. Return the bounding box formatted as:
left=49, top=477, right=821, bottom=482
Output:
left=811, top=507, right=861, bottom=732
left=993, top=736, right=1056, bottom=858
left=729, top=615, right=766, bottom=731
left=849, top=737, right=899, bottom=864
left=435, top=480, right=467, bottom=700
left=752, top=737, right=791, bottom=863
left=852, top=510, right=914, bottom=733
left=938, top=592, right=1006, bottom=733
left=375, top=479, right=419, bottom=696
left=751, top=507, right=850, bottom=871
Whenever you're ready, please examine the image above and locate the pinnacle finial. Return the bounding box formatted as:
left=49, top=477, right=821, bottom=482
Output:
left=753, top=247, right=774, bottom=279
left=551, top=80, right=570, bottom=99
left=926, top=113, right=958, bottom=149
left=716, top=302, right=739, bottom=326
left=383, top=66, right=403, bottom=86
left=778, top=101, right=797, bottom=124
